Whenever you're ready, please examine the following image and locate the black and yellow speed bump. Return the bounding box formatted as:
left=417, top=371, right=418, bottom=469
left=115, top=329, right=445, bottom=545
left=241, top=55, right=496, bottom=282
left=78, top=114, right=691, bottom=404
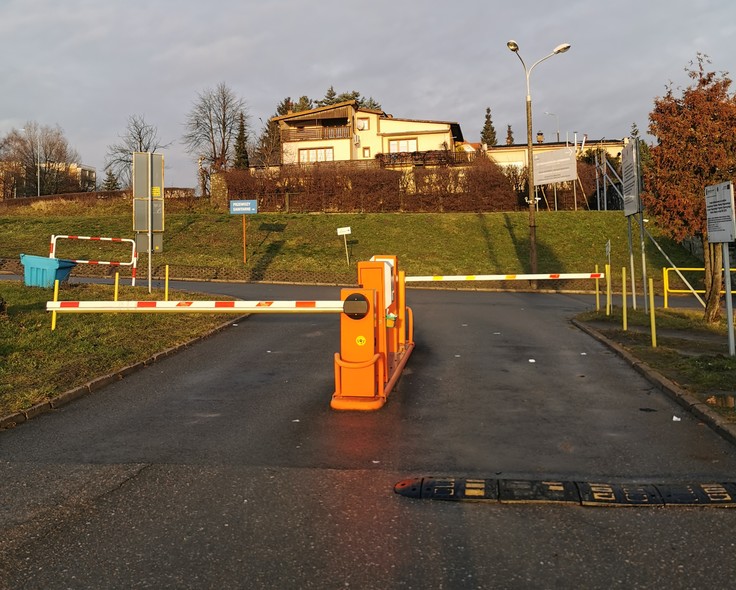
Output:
left=394, top=477, right=736, bottom=507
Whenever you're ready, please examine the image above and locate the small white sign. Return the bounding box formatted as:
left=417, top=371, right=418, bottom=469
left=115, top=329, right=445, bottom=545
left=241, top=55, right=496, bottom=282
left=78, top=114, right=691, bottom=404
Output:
left=705, top=181, right=736, bottom=243
left=337, top=226, right=352, bottom=236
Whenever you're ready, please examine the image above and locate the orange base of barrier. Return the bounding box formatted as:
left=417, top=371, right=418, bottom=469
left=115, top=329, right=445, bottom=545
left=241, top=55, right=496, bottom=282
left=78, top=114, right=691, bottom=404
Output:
left=331, top=343, right=415, bottom=411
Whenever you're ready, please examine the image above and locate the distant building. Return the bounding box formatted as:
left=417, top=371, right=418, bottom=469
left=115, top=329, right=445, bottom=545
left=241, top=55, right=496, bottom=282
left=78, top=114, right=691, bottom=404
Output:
left=0, top=161, right=96, bottom=199
left=476, top=138, right=626, bottom=171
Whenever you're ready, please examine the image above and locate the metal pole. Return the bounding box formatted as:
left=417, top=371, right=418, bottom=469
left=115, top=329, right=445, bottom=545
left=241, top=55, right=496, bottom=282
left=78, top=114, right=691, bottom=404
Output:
left=724, top=243, right=735, bottom=356
left=148, top=152, right=153, bottom=294
left=526, top=93, right=537, bottom=275
left=639, top=212, right=649, bottom=314
left=628, top=217, right=637, bottom=310
left=635, top=138, right=649, bottom=314
left=595, top=152, right=601, bottom=211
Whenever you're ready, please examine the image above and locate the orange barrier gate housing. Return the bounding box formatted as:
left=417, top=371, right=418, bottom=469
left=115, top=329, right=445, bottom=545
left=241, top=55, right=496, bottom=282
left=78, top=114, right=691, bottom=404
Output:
left=47, top=254, right=415, bottom=412
left=332, top=255, right=415, bottom=411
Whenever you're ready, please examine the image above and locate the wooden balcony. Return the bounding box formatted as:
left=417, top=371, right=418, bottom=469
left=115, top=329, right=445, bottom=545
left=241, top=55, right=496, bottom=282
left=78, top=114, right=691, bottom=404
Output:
left=281, top=126, right=351, bottom=142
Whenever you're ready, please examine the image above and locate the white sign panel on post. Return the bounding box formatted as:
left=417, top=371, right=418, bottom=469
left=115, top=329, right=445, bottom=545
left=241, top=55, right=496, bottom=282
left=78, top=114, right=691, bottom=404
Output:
left=705, top=181, right=736, bottom=357
left=533, top=148, right=577, bottom=186
left=705, top=181, right=736, bottom=243
left=621, top=140, right=640, bottom=217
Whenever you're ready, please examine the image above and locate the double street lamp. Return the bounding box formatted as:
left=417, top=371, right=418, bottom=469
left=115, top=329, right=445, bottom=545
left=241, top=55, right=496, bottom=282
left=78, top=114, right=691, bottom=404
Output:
left=506, top=40, right=571, bottom=274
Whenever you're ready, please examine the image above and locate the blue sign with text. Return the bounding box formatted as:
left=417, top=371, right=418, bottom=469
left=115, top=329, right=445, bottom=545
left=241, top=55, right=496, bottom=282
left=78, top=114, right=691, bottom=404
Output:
left=229, top=200, right=258, bottom=214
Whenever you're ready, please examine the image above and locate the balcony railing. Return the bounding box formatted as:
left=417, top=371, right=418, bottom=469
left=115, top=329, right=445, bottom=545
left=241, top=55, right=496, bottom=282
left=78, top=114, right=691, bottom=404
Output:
left=281, top=126, right=351, bottom=142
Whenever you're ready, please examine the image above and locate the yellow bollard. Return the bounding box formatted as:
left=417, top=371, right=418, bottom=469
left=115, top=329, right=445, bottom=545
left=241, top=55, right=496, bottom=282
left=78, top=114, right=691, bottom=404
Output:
left=622, top=267, right=628, bottom=331
left=649, top=277, right=657, bottom=348
left=51, top=279, right=59, bottom=331
left=595, top=264, right=600, bottom=312
left=605, top=264, right=611, bottom=316
left=114, top=272, right=120, bottom=302
left=165, top=265, right=169, bottom=302
left=662, top=267, right=669, bottom=309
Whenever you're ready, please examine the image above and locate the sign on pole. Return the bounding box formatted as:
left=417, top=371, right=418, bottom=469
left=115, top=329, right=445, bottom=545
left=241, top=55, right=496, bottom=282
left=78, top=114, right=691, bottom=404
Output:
left=132, top=152, right=164, bottom=293
left=229, top=200, right=258, bottom=264
left=705, top=181, right=736, bottom=243
left=533, top=147, right=577, bottom=186
left=337, top=227, right=351, bottom=266
left=705, top=181, right=736, bottom=356
left=229, top=200, right=258, bottom=215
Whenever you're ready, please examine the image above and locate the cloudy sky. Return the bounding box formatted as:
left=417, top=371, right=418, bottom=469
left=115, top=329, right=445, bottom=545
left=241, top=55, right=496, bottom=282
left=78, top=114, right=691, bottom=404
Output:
left=1, top=0, right=734, bottom=188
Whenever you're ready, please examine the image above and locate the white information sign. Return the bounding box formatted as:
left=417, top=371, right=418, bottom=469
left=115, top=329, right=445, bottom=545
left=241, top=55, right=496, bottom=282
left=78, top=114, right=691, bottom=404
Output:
left=337, top=226, right=352, bottom=236
left=621, top=140, right=641, bottom=217
left=705, top=181, right=736, bottom=243
left=533, top=148, right=577, bottom=186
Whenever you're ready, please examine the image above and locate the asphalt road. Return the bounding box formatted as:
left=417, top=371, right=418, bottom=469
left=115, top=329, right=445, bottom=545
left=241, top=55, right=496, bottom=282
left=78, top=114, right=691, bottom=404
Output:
left=2, top=283, right=736, bottom=589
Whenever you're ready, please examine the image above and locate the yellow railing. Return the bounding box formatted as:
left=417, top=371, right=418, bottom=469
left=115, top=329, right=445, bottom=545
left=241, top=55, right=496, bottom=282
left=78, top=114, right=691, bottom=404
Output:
left=662, top=267, right=735, bottom=308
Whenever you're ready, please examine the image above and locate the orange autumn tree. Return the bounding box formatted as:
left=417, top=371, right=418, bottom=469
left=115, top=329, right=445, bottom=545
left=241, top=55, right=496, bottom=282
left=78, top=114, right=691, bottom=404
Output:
left=644, top=54, right=736, bottom=323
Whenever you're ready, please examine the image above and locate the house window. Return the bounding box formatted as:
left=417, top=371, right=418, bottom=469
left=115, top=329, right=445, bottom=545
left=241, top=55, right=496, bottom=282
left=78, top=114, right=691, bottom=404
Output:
left=388, top=139, right=418, bottom=153
left=356, top=118, right=370, bottom=131
left=362, top=147, right=371, bottom=158
left=298, top=147, right=334, bottom=163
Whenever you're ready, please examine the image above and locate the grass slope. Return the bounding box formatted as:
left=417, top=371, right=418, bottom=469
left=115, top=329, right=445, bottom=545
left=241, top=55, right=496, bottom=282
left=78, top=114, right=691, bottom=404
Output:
left=1, top=199, right=700, bottom=287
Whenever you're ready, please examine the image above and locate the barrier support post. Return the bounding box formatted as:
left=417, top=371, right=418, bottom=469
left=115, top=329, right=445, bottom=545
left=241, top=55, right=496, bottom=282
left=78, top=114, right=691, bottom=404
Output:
left=605, top=264, right=612, bottom=316
left=595, top=264, right=600, bottom=312
left=114, top=273, right=120, bottom=302
left=622, top=267, right=627, bottom=331
left=649, top=277, right=657, bottom=348
left=663, top=267, right=669, bottom=309
left=51, top=279, right=59, bottom=331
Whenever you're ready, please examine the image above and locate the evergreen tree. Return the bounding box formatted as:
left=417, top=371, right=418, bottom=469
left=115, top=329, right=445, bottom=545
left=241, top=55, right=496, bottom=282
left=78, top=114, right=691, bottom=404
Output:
left=294, top=96, right=313, bottom=111
left=316, top=86, right=338, bottom=107
left=315, top=87, right=381, bottom=109
left=233, top=112, right=250, bottom=169
left=101, top=168, right=120, bottom=191
left=361, top=97, right=382, bottom=110
left=276, top=97, right=293, bottom=116
left=480, top=107, right=497, bottom=147
left=505, top=125, right=514, bottom=145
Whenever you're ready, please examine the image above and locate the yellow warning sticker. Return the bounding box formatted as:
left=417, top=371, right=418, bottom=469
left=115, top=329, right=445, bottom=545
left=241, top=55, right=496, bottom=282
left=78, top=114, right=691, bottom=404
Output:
left=152, top=186, right=161, bottom=197
left=356, top=335, right=367, bottom=346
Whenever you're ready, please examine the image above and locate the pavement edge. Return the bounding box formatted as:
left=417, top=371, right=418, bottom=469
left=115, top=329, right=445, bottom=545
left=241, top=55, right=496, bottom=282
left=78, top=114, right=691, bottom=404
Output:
left=572, top=318, right=736, bottom=447
left=0, top=315, right=249, bottom=430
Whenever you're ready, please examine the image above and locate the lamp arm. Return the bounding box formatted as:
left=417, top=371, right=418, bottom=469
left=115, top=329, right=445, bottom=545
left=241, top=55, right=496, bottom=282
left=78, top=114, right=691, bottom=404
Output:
left=528, top=51, right=557, bottom=78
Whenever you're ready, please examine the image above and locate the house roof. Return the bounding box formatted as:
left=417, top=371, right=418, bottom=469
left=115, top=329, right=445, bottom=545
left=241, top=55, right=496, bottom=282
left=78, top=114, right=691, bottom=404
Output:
left=272, top=100, right=385, bottom=123
left=271, top=100, right=464, bottom=141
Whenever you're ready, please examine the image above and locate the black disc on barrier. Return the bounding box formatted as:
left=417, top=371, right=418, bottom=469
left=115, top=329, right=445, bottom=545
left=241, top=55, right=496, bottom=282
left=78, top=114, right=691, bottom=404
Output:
left=343, top=293, right=370, bottom=320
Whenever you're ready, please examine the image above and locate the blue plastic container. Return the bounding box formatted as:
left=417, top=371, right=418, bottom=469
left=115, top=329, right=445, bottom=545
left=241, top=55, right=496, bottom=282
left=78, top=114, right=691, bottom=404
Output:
left=19, top=254, right=77, bottom=288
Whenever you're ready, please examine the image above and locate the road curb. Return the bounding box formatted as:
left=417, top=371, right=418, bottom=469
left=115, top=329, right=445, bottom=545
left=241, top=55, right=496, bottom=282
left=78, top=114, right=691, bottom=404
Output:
left=0, top=316, right=248, bottom=430
left=572, top=319, right=736, bottom=447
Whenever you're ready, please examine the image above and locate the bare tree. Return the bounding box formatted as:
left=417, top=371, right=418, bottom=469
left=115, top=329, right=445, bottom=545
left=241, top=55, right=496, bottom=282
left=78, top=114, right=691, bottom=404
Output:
left=105, top=114, right=170, bottom=187
left=1, top=122, right=82, bottom=197
left=182, top=82, right=247, bottom=194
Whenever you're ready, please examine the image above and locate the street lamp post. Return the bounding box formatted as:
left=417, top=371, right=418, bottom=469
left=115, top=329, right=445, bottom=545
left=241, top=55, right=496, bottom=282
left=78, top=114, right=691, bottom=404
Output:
left=506, top=40, right=571, bottom=275
left=545, top=111, right=560, bottom=142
